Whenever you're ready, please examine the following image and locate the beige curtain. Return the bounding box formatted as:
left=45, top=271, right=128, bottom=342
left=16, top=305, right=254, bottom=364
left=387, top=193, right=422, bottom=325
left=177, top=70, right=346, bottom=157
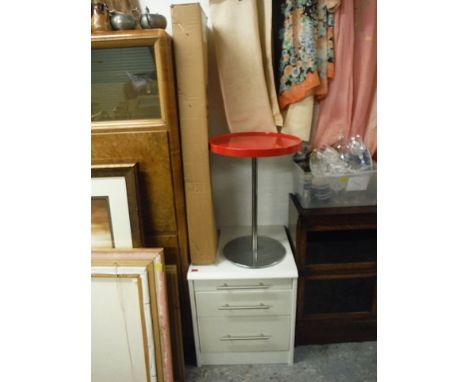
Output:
left=281, top=96, right=315, bottom=141
left=209, top=0, right=282, bottom=133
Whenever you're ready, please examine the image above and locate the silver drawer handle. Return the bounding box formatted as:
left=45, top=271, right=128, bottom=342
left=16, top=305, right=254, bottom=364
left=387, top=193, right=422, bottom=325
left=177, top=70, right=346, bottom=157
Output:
left=220, top=334, right=271, bottom=341
left=216, top=282, right=272, bottom=290
left=218, top=303, right=271, bottom=310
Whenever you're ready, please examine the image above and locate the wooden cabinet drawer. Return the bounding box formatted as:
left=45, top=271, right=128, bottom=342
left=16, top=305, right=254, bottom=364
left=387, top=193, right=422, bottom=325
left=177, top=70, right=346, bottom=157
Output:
left=195, top=290, right=292, bottom=317
left=198, top=316, right=291, bottom=353
left=193, top=278, right=292, bottom=292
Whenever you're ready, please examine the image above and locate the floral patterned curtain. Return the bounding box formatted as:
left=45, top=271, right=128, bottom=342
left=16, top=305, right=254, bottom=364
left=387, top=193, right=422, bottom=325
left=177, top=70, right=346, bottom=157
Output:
left=277, top=0, right=341, bottom=141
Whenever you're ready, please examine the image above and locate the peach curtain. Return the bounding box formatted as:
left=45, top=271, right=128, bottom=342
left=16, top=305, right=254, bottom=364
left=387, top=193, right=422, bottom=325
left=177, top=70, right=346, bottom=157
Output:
left=364, top=88, right=377, bottom=155
left=350, top=0, right=377, bottom=142
left=313, top=0, right=377, bottom=155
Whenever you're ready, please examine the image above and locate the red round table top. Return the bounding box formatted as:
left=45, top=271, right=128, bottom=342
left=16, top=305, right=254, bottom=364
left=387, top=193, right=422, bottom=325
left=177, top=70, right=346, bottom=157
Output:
left=209, top=132, right=302, bottom=158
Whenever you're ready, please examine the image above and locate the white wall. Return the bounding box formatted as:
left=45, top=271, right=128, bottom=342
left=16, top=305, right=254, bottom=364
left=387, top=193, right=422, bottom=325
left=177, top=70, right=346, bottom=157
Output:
left=142, top=0, right=296, bottom=227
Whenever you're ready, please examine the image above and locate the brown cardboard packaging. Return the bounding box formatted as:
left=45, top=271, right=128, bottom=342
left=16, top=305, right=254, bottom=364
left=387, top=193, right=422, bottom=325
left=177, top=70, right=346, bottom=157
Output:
left=171, top=3, right=218, bottom=265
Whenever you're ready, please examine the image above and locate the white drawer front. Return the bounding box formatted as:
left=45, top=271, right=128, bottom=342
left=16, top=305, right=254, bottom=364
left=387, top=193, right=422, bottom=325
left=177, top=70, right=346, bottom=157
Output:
left=195, top=290, right=292, bottom=317
left=198, top=316, right=291, bottom=353
left=194, top=278, right=292, bottom=292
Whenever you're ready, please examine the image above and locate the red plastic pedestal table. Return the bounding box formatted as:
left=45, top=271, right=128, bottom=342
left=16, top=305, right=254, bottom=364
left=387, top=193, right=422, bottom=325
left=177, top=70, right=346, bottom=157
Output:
left=209, top=132, right=302, bottom=268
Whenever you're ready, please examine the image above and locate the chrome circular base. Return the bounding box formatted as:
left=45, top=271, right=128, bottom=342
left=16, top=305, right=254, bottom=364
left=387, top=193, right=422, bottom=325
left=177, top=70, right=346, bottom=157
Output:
left=223, top=235, right=286, bottom=268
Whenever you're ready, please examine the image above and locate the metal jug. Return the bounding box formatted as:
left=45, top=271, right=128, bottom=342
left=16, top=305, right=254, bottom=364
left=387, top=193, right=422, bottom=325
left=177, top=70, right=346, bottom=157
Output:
left=140, top=7, right=167, bottom=29
left=109, top=10, right=137, bottom=30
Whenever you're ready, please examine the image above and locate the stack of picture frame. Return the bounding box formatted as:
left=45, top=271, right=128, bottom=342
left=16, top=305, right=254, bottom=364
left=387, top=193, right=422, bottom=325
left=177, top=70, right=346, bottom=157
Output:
left=91, top=163, right=184, bottom=382
left=91, top=29, right=191, bottom=381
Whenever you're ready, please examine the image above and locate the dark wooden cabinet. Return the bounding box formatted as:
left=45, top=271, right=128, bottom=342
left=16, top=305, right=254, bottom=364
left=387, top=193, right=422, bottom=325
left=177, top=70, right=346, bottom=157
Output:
left=287, top=194, right=377, bottom=345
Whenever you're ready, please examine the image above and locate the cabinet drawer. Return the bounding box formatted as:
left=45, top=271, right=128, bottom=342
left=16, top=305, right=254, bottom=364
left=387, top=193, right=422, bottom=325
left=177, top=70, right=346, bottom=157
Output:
left=195, top=290, right=292, bottom=317
left=198, top=316, right=291, bottom=353
left=193, top=278, right=292, bottom=292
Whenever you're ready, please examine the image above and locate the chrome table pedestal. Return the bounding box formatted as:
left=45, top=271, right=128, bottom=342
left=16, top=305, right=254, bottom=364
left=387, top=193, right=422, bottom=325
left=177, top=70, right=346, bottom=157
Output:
left=223, top=158, right=286, bottom=268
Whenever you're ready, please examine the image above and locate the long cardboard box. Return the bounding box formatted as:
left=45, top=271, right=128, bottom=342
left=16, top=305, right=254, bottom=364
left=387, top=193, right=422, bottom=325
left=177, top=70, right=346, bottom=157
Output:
left=171, top=3, right=218, bottom=265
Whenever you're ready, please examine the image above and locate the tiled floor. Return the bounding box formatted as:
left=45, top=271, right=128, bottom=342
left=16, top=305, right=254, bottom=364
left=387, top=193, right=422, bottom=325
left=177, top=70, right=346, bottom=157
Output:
left=185, top=341, right=376, bottom=382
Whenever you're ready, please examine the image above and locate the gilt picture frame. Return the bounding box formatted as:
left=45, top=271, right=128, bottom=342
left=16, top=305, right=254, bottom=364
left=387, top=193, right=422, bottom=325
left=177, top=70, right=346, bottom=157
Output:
left=91, top=163, right=144, bottom=248
left=91, top=248, right=173, bottom=382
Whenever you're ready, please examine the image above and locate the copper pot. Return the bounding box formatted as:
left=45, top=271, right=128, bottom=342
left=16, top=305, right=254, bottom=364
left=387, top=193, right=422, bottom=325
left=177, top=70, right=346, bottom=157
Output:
left=91, top=1, right=111, bottom=32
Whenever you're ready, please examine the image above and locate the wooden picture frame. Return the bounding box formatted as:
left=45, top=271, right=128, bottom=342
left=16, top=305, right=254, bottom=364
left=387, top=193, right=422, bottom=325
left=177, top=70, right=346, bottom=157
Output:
left=91, top=249, right=173, bottom=382
left=91, top=163, right=144, bottom=248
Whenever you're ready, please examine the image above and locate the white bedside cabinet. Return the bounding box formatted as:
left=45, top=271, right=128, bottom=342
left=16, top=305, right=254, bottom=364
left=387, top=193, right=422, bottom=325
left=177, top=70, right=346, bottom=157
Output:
left=187, top=226, right=298, bottom=366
